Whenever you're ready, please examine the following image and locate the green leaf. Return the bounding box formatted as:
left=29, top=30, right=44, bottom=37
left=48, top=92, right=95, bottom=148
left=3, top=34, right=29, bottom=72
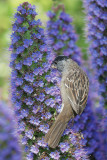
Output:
left=22, top=30, right=31, bottom=39
left=22, top=22, right=29, bottom=29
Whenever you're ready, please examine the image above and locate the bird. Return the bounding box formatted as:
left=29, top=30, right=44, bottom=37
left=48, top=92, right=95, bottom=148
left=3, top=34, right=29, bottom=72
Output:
left=44, top=55, right=89, bottom=148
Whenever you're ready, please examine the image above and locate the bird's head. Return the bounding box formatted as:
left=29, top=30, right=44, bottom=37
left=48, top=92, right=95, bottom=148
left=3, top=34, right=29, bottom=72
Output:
left=51, top=56, right=70, bottom=72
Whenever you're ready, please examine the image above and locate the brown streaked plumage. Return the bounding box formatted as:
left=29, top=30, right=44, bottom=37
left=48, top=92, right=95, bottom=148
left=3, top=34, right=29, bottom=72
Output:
left=45, top=56, right=89, bottom=148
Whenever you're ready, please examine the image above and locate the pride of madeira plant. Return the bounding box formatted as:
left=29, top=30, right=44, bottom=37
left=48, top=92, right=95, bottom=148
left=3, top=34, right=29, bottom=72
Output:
left=83, top=0, right=107, bottom=108
left=83, top=0, right=107, bottom=159
left=46, top=5, right=81, bottom=65
left=46, top=3, right=107, bottom=160
left=0, top=102, right=22, bottom=160
left=10, top=2, right=88, bottom=160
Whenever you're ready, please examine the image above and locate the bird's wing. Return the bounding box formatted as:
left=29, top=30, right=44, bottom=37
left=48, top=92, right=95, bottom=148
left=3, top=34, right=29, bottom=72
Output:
left=64, top=70, right=89, bottom=115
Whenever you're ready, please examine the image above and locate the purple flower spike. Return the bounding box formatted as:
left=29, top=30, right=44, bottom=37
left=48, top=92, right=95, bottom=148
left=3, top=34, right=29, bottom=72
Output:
left=10, top=2, right=88, bottom=159
left=47, top=10, right=82, bottom=65
left=0, top=102, right=23, bottom=160
left=83, top=1, right=107, bottom=159
left=84, top=0, right=107, bottom=107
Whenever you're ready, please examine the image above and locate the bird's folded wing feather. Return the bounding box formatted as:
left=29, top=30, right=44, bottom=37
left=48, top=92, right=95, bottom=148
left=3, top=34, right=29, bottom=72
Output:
left=64, top=70, right=89, bottom=115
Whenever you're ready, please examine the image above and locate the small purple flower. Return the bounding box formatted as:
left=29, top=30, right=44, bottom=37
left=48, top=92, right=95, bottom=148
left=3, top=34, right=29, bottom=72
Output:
left=25, top=129, right=34, bottom=139
left=46, top=51, right=56, bottom=64
left=59, top=142, right=70, bottom=153
left=36, top=93, right=45, bottom=102
left=10, top=53, right=17, bottom=61
left=32, top=106, right=41, bottom=114
left=39, top=44, right=47, bottom=52
left=33, top=68, right=40, bottom=75
left=41, top=112, right=52, bottom=120
left=68, top=40, right=75, bottom=48
left=50, top=151, right=60, bottom=160
left=63, top=48, right=72, bottom=56
left=15, top=62, right=22, bottom=70
left=61, top=33, right=69, bottom=41
left=23, top=85, right=34, bottom=94
left=23, top=57, right=32, bottom=66
left=25, top=97, right=34, bottom=106
left=53, top=41, right=64, bottom=50
left=45, top=75, right=51, bottom=82
left=32, top=51, right=42, bottom=62
left=26, top=152, right=33, bottom=160
left=22, top=8, right=26, bottom=14
left=12, top=24, right=17, bottom=31
left=74, top=148, right=88, bottom=160
left=100, top=46, right=107, bottom=56
left=15, top=101, right=22, bottom=110
left=69, top=134, right=77, bottom=145
left=20, top=109, right=29, bottom=118
left=60, top=12, right=72, bottom=23
left=15, top=77, right=23, bottom=86
left=18, top=27, right=24, bottom=32
left=17, top=5, right=23, bottom=11
left=18, top=122, right=25, bottom=132
left=24, top=73, right=34, bottom=82
left=16, top=15, right=24, bottom=24
left=39, top=124, right=49, bottom=133
left=21, top=136, right=27, bottom=145
left=27, top=9, right=33, bottom=15
left=29, top=116, right=40, bottom=126
left=30, top=19, right=42, bottom=26
left=42, top=62, right=50, bottom=72
left=38, top=28, right=44, bottom=35
left=32, top=33, right=41, bottom=39
left=11, top=34, right=20, bottom=44
left=33, top=67, right=44, bottom=75
left=38, top=80, right=44, bottom=87
left=45, top=98, right=56, bottom=108
left=30, top=145, right=39, bottom=154
left=23, top=39, right=33, bottom=48
left=47, top=11, right=55, bottom=18
left=37, top=139, right=47, bottom=147
left=41, top=157, right=50, bottom=160
left=16, top=46, right=25, bottom=54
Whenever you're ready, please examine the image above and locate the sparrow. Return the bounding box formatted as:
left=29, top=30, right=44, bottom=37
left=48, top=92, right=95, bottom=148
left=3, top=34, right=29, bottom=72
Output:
left=45, top=56, right=89, bottom=148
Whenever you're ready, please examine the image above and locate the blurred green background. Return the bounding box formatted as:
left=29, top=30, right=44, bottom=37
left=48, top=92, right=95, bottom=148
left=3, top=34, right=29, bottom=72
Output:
left=0, top=0, right=88, bottom=102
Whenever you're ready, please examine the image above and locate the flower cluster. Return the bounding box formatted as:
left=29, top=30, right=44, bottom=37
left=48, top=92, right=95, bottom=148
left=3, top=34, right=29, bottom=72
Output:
left=47, top=10, right=82, bottom=65
left=0, top=102, right=22, bottom=160
left=10, top=2, right=87, bottom=160
left=72, top=59, right=107, bottom=160
left=47, top=7, right=107, bottom=160
left=83, top=0, right=107, bottom=107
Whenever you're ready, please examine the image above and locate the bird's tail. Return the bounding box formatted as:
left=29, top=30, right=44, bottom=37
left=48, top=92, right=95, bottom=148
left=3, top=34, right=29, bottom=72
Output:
left=45, top=118, right=68, bottom=148
left=45, top=103, right=74, bottom=148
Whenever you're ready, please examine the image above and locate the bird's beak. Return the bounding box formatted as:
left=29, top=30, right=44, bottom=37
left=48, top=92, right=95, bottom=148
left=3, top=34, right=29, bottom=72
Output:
left=51, top=63, right=57, bottom=69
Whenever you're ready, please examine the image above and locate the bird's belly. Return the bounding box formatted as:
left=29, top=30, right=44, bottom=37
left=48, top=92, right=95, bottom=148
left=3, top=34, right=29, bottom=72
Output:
left=60, top=81, right=67, bottom=103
